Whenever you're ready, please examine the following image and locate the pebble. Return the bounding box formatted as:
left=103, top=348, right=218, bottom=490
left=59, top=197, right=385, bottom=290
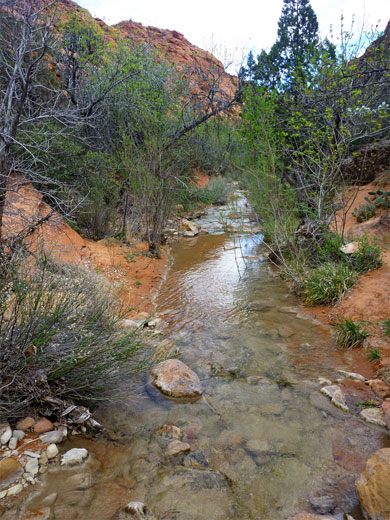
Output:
left=8, top=437, right=17, bottom=450
left=33, top=418, right=54, bottom=434
left=12, top=430, right=25, bottom=441
left=7, top=483, right=23, bottom=496
left=1, top=425, right=12, bottom=445
left=165, top=440, right=191, bottom=456
left=24, top=450, right=40, bottom=458
left=25, top=457, right=39, bottom=476
left=61, top=448, right=88, bottom=466
left=46, top=444, right=59, bottom=459
left=16, top=417, right=35, bottom=431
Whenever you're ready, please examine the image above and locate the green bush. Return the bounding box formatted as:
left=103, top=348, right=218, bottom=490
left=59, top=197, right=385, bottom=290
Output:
left=304, top=262, right=358, bottom=305
left=0, top=250, right=143, bottom=420
left=382, top=319, right=390, bottom=337
left=335, top=319, right=370, bottom=348
left=349, top=236, right=382, bottom=273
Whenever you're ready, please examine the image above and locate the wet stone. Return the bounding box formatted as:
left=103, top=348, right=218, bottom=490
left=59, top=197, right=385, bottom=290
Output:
left=150, top=359, right=202, bottom=400
left=165, top=440, right=191, bottom=457
left=34, top=417, right=54, bottom=434
left=0, top=458, right=23, bottom=490
left=16, top=417, right=35, bottom=431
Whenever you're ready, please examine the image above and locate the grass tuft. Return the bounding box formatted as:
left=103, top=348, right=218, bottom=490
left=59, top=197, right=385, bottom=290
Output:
left=335, top=319, right=370, bottom=349
left=304, top=263, right=358, bottom=305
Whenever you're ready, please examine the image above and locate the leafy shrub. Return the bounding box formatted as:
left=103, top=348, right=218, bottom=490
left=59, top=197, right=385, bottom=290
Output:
left=349, top=236, right=382, bottom=273
left=335, top=319, right=370, bottom=348
left=304, top=262, right=358, bottom=305
left=0, top=250, right=142, bottom=420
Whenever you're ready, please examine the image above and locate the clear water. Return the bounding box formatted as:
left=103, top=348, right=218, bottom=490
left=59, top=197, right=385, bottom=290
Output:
left=22, top=196, right=389, bottom=520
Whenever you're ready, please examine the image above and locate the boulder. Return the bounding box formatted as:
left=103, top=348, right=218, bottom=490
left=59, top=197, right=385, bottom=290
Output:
left=0, top=458, right=23, bottom=490
left=360, top=407, right=386, bottom=427
left=33, top=417, right=54, bottom=434
left=369, top=379, right=390, bottom=399
left=150, top=359, right=202, bottom=399
left=356, top=448, right=390, bottom=519
left=320, top=385, right=349, bottom=412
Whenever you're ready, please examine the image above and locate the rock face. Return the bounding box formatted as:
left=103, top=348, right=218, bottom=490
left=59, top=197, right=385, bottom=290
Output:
left=151, top=359, right=202, bottom=399
left=356, top=448, right=390, bottom=519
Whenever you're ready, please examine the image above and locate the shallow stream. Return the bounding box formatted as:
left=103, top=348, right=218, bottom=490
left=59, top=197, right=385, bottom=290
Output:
left=25, top=193, right=389, bottom=520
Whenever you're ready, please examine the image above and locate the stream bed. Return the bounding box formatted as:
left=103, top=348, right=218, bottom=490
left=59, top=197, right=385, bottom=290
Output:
left=24, top=194, right=389, bottom=520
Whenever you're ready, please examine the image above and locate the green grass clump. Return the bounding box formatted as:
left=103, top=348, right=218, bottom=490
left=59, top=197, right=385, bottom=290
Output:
left=304, top=263, right=358, bottom=305
left=176, top=177, right=232, bottom=209
left=368, top=347, right=381, bottom=361
left=382, top=319, right=390, bottom=337
left=352, top=203, right=376, bottom=223
left=335, top=319, right=370, bottom=348
left=349, top=236, right=382, bottom=273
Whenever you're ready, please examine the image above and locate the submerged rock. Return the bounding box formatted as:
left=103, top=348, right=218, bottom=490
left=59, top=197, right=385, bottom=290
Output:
left=61, top=448, right=88, bottom=466
left=320, top=385, right=349, bottom=412
left=0, top=458, right=23, bottom=490
left=165, top=440, right=191, bottom=457
left=356, top=448, right=390, bottom=519
left=150, top=359, right=202, bottom=399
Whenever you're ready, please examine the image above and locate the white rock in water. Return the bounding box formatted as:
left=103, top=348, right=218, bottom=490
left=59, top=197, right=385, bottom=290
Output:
left=1, top=425, right=12, bottom=445
left=61, top=448, right=88, bottom=466
left=7, top=483, right=23, bottom=496
left=337, top=369, right=366, bottom=382
left=25, top=457, right=39, bottom=476
left=24, top=450, right=40, bottom=458
left=125, top=501, right=148, bottom=516
left=320, top=385, right=349, bottom=412
left=46, top=444, right=59, bottom=459
left=360, top=407, right=386, bottom=427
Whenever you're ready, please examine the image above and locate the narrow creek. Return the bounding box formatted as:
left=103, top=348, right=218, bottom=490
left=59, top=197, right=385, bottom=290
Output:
left=26, top=192, right=389, bottom=520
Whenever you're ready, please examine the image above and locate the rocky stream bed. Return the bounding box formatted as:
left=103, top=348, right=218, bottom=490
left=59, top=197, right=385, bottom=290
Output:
left=1, top=191, right=390, bottom=519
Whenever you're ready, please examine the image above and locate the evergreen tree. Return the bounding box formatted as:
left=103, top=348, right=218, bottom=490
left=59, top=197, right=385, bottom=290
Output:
left=249, top=0, right=322, bottom=91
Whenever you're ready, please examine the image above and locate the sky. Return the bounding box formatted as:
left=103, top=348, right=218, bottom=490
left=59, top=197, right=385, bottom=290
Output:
left=77, top=0, right=389, bottom=71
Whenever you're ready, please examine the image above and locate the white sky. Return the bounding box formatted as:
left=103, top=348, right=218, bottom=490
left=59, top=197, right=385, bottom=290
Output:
left=76, top=0, right=389, bottom=71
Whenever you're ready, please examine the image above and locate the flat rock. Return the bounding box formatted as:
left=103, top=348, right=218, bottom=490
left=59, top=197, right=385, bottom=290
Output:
left=61, top=448, right=88, bottom=466
left=356, top=448, right=390, bottom=519
left=360, top=407, right=386, bottom=427
left=320, top=385, right=349, bottom=412
left=290, top=515, right=337, bottom=520
left=151, top=359, right=202, bottom=399
left=34, top=418, right=54, bottom=434
left=369, top=379, right=390, bottom=399
left=16, top=417, right=35, bottom=431
left=165, top=440, right=191, bottom=456
left=7, top=483, right=23, bottom=496
left=40, top=430, right=64, bottom=444
left=0, top=458, right=23, bottom=490
left=337, top=369, right=366, bottom=382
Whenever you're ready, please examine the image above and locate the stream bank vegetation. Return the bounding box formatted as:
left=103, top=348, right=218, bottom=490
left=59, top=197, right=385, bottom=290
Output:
left=239, top=0, right=390, bottom=304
